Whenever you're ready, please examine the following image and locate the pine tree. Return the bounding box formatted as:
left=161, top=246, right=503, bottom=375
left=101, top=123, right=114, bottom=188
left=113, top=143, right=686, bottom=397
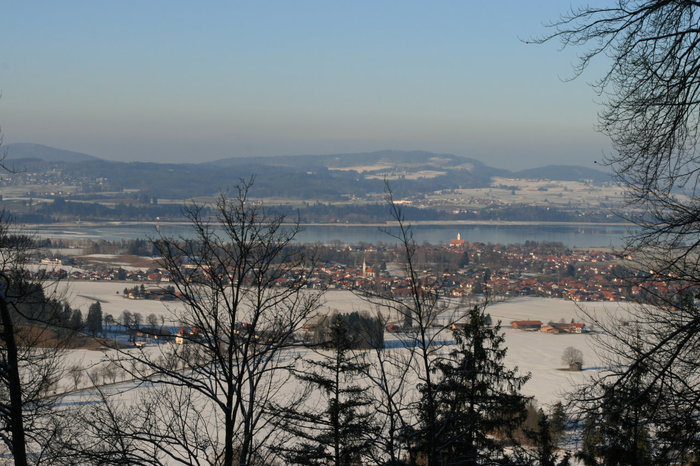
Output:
left=415, top=305, right=531, bottom=464
left=527, top=410, right=556, bottom=466
left=549, top=402, right=567, bottom=444
left=61, top=303, right=72, bottom=327
left=576, top=327, right=655, bottom=465
left=577, top=389, right=652, bottom=466
left=69, top=309, right=83, bottom=331
left=86, top=301, right=102, bottom=336
left=274, top=314, right=376, bottom=465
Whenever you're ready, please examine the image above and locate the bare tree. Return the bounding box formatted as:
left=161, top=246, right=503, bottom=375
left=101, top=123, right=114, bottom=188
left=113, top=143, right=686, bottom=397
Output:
left=360, top=319, right=415, bottom=465
left=0, top=214, right=67, bottom=465
left=537, top=2, right=700, bottom=462
left=103, top=313, right=115, bottom=327
left=146, top=313, right=158, bottom=328
left=76, top=179, right=321, bottom=465
left=561, top=346, right=583, bottom=368
left=120, top=310, right=132, bottom=329
left=102, top=362, right=119, bottom=385
left=357, top=183, right=498, bottom=465
left=45, top=377, right=162, bottom=465
left=537, top=2, right=700, bottom=264
left=68, top=364, right=83, bottom=390
left=358, top=186, right=449, bottom=464
left=132, top=312, right=142, bottom=329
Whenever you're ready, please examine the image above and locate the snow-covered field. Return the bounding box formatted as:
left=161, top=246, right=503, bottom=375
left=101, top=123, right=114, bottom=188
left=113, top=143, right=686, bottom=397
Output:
left=426, top=177, right=628, bottom=209
left=54, top=280, right=186, bottom=324
left=56, top=282, right=627, bottom=406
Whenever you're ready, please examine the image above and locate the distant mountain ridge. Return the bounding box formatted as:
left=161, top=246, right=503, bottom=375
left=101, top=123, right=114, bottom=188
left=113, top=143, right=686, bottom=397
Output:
left=1, top=143, right=612, bottom=199
left=209, top=150, right=491, bottom=171
left=3, top=143, right=101, bottom=163
left=5, top=143, right=608, bottom=180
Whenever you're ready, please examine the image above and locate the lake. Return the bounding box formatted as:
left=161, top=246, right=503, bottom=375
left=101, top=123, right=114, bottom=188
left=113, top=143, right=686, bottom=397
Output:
left=27, top=222, right=633, bottom=248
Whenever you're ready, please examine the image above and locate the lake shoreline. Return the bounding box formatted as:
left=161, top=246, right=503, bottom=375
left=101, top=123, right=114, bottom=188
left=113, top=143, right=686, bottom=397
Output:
left=24, top=221, right=633, bottom=248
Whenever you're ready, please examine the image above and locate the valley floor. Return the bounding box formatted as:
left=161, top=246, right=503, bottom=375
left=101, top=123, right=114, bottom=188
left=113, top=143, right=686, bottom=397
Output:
left=57, top=280, right=628, bottom=406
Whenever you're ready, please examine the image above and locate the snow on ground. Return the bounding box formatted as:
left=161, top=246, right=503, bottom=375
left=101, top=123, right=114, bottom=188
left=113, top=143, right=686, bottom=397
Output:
left=27, top=264, right=84, bottom=275
left=475, top=298, right=630, bottom=405
left=486, top=296, right=621, bottom=324
left=56, top=280, right=186, bottom=324
left=57, top=283, right=628, bottom=406
left=316, top=293, right=625, bottom=405
left=501, top=329, right=596, bottom=405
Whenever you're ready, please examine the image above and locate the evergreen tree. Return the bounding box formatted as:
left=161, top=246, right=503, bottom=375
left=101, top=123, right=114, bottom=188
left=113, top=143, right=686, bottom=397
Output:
left=577, top=388, right=652, bottom=466
left=69, top=309, right=83, bottom=331
left=458, top=251, right=469, bottom=268
left=86, top=301, right=102, bottom=336
left=525, top=409, right=569, bottom=466
left=414, top=305, right=531, bottom=464
left=575, top=327, right=656, bottom=465
left=61, top=303, right=72, bottom=328
left=274, top=314, right=376, bottom=465
left=579, top=411, right=604, bottom=466
left=549, top=401, right=567, bottom=445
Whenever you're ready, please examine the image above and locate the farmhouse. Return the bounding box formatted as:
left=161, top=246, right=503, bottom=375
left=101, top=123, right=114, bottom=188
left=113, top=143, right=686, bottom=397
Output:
left=511, top=320, right=542, bottom=331
left=543, top=321, right=586, bottom=334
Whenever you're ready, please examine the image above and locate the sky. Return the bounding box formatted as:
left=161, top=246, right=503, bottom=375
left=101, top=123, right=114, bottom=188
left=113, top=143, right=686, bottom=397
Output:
left=0, top=1, right=610, bottom=170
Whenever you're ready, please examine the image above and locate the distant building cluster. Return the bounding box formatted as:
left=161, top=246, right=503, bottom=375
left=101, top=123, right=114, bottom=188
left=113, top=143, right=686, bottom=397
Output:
left=511, top=320, right=585, bottom=334
left=35, top=239, right=687, bottom=305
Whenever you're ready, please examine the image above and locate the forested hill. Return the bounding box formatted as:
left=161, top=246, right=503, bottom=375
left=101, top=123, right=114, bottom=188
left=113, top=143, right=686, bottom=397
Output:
left=4, top=143, right=100, bottom=163
left=2, top=144, right=611, bottom=200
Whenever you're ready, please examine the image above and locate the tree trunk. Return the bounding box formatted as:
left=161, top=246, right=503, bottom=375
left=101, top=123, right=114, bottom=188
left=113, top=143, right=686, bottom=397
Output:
left=0, top=296, right=28, bottom=466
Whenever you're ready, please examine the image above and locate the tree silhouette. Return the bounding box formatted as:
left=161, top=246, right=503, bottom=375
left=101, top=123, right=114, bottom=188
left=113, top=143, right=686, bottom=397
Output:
left=272, top=314, right=376, bottom=465
left=414, top=305, right=531, bottom=464
left=538, top=3, right=700, bottom=461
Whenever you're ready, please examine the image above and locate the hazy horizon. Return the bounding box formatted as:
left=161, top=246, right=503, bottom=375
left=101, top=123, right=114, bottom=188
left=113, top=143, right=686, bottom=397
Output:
left=0, top=2, right=610, bottom=170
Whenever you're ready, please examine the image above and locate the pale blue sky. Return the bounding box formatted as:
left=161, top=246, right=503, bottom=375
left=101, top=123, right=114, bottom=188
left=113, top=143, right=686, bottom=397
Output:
left=0, top=1, right=608, bottom=169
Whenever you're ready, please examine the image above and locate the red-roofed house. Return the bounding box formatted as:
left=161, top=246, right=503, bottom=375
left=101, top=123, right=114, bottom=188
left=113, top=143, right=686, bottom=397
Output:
left=511, top=320, right=542, bottom=330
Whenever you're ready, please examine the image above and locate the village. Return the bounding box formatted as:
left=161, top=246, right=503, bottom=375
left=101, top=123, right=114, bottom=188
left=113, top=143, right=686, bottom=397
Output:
left=37, top=238, right=676, bottom=304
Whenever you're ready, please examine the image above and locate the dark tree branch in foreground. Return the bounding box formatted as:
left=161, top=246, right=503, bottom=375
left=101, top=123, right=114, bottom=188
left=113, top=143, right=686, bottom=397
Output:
left=537, top=2, right=700, bottom=462
left=535, top=1, right=700, bottom=252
